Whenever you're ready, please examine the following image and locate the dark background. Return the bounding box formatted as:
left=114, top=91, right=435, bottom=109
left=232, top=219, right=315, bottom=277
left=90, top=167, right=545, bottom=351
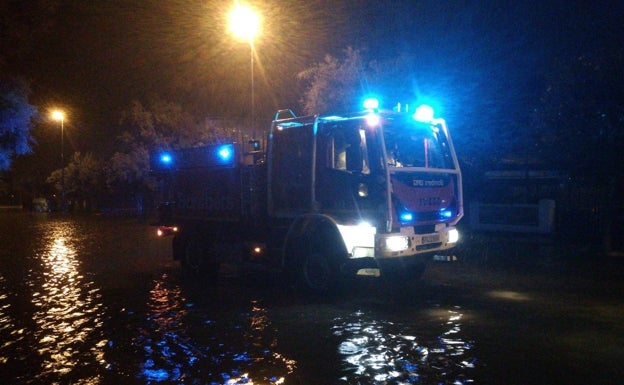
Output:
left=2, top=0, right=621, bottom=155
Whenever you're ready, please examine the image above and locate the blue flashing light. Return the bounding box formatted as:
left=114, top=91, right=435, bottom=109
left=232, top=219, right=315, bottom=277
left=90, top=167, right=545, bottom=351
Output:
left=399, top=212, right=414, bottom=223
left=366, top=112, right=380, bottom=127
left=440, top=209, right=453, bottom=219
left=216, top=144, right=234, bottom=163
left=363, top=97, right=379, bottom=110
left=159, top=152, right=173, bottom=165
left=413, top=105, right=435, bottom=122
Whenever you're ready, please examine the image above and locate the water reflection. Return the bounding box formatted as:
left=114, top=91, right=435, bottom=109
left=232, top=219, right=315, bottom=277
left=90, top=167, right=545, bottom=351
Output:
left=0, top=274, right=15, bottom=365
left=130, top=274, right=296, bottom=384
left=333, top=307, right=475, bottom=384
left=31, top=222, right=106, bottom=383
left=135, top=274, right=194, bottom=382
left=2, top=212, right=479, bottom=384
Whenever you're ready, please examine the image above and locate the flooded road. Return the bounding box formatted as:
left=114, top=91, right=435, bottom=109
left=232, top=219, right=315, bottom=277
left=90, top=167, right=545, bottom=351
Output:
left=1, top=210, right=623, bottom=384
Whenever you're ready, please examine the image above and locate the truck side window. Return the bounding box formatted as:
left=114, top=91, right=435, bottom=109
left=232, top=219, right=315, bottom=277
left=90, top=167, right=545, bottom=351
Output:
left=325, top=125, right=370, bottom=174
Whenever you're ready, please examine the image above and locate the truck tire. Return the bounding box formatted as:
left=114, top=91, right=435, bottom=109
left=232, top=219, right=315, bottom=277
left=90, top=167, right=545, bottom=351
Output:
left=181, top=235, right=220, bottom=282
left=293, top=237, right=343, bottom=295
left=284, top=216, right=348, bottom=295
left=297, top=251, right=334, bottom=294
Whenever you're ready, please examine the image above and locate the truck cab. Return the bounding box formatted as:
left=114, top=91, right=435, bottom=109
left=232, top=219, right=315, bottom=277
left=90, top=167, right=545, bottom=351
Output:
left=268, top=104, right=462, bottom=283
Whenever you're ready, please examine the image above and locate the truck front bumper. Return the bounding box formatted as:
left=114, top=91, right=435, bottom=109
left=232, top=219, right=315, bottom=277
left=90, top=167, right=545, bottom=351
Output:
left=375, top=225, right=459, bottom=258
left=343, top=223, right=458, bottom=260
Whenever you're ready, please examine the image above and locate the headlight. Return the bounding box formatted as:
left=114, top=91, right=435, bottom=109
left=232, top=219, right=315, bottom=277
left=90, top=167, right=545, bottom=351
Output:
left=337, top=222, right=376, bottom=257
left=448, top=228, right=459, bottom=243
left=384, top=236, right=409, bottom=252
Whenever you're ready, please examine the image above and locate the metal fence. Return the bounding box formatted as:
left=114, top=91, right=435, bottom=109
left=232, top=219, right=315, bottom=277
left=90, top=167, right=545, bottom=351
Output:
left=468, top=195, right=624, bottom=256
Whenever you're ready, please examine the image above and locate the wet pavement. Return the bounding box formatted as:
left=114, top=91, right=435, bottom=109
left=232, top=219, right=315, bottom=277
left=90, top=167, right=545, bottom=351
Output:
left=0, top=209, right=623, bottom=384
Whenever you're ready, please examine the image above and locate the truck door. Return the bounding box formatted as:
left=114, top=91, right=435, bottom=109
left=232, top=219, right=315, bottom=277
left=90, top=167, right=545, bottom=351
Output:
left=315, top=121, right=385, bottom=224
left=268, top=123, right=315, bottom=216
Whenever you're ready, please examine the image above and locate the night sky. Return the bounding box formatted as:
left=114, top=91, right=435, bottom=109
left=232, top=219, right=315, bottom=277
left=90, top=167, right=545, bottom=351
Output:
left=1, top=0, right=622, bottom=159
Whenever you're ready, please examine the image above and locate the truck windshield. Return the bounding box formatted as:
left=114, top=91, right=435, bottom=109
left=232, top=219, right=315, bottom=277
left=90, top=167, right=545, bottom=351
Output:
left=383, top=121, right=454, bottom=169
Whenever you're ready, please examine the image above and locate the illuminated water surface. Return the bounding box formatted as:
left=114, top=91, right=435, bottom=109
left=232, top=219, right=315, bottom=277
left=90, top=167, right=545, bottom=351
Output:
left=1, top=216, right=107, bottom=384
left=1, top=212, right=480, bottom=384
left=333, top=307, right=474, bottom=384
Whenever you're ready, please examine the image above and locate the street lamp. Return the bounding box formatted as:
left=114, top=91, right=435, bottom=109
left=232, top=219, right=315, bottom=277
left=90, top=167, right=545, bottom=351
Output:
left=228, top=3, right=260, bottom=138
left=51, top=110, right=65, bottom=211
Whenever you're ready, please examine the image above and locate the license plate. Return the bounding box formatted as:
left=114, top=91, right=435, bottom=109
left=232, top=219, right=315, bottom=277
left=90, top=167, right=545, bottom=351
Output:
left=422, top=234, right=440, bottom=244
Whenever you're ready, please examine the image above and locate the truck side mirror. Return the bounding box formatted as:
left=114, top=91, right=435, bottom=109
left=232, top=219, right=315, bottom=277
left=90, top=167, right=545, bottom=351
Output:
left=249, top=140, right=261, bottom=151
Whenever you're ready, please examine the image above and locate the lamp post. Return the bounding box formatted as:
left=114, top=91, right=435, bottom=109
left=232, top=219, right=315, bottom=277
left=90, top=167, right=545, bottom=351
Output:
left=228, top=3, right=260, bottom=138
left=51, top=110, right=65, bottom=211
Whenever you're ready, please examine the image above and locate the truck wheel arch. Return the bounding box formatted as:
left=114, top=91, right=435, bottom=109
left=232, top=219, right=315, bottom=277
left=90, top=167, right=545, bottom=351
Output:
left=283, top=214, right=349, bottom=294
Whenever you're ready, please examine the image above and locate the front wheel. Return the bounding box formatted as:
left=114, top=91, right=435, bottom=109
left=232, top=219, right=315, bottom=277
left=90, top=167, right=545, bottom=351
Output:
left=296, top=251, right=337, bottom=295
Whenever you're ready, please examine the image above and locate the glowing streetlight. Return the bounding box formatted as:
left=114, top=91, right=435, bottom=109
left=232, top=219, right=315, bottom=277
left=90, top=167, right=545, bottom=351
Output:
left=51, top=110, right=66, bottom=211
left=228, top=3, right=260, bottom=137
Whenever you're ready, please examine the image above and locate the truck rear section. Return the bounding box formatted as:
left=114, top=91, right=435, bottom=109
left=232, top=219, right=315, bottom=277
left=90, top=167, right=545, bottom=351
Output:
left=150, top=142, right=267, bottom=276
left=151, top=102, right=463, bottom=293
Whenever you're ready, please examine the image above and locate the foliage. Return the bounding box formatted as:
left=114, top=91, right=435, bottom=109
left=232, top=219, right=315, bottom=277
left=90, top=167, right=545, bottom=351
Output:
left=297, top=47, right=366, bottom=115
left=46, top=152, right=104, bottom=210
left=295, top=46, right=520, bottom=172
left=106, top=97, right=240, bottom=199
left=37, top=96, right=247, bottom=211
left=0, top=77, right=38, bottom=170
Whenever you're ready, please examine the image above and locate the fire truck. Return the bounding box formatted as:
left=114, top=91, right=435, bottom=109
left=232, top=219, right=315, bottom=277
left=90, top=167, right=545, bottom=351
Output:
left=150, top=99, right=463, bottom=293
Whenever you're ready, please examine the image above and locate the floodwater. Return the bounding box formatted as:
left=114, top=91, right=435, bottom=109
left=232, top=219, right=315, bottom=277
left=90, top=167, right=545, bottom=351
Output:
left=1, top=209, right=623, bottom=384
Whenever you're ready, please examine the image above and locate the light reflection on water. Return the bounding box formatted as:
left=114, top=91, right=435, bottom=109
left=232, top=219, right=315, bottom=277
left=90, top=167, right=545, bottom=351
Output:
left=30, top=222, right=107, bottom=383
left=123, top=273, right=297, bottom=384
left=0, top=274, right=14, bottom=365
left=333, top=307, right=475, bottom=384
left=1, top=213, right=478, bottom=385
